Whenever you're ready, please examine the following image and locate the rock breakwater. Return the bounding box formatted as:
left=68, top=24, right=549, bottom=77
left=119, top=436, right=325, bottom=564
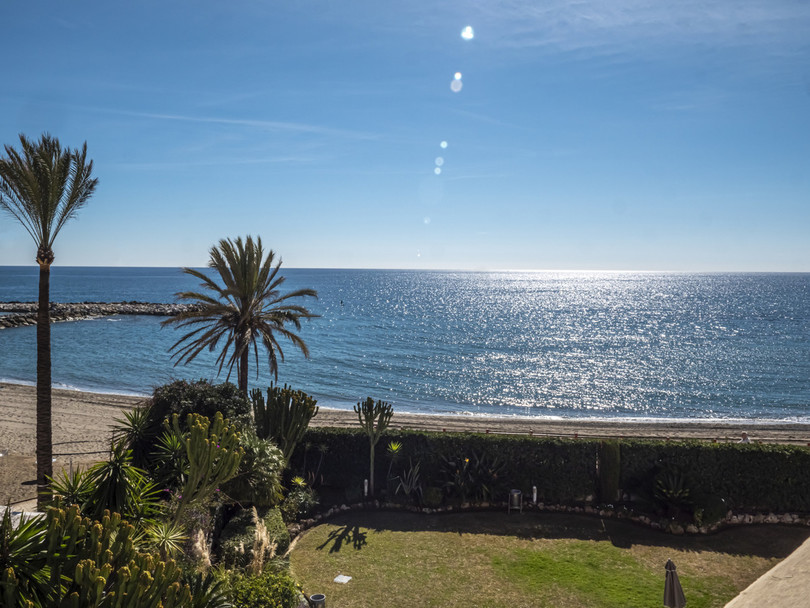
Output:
left=0, top=302, right=199, bottom=330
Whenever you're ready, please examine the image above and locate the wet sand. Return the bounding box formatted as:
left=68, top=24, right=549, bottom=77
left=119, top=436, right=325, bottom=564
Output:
left=2, top=381, right=809, bottom=504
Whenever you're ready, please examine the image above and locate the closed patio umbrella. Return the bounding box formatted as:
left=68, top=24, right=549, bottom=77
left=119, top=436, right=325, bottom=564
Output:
left=664, top=559, right=687, bottom=608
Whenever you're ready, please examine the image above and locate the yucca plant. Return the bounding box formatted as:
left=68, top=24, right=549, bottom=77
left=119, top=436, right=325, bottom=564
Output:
left=84, top=440, right=162, bottom=523
left=114, top=405, right=155, bottom=469
left=154, top=427, right=190, bottom=491
left=0, top=507, right=48, bottom=607
left=48, top=466, right=93, bottom=508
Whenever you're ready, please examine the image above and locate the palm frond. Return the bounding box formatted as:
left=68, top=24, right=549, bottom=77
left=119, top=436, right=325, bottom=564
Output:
left=0, top=133, right=97, bottom=254
left=163, top=236, right=318, bottom=390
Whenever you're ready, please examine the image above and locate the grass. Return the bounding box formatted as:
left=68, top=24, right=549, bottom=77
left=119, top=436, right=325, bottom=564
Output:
left=289, top=510, right=809, bottom=608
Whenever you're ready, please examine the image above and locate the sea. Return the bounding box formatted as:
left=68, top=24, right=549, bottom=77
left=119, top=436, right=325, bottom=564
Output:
left=0, top=267, right=808, bottom=423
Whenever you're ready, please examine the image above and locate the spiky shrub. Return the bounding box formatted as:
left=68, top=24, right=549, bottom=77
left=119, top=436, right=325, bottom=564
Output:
left=184, top=570, right=232, bottom=608
left=0, top=507, right=48, bottom=607
left=251, top=384, right=319, bottom=462
left=48, top=466, right=93, bottom=508
left=1, top=504, right=193, bottom=608
left=83, top=441, right=162, bottom=524
left=353, top=397, right=394, bottom=496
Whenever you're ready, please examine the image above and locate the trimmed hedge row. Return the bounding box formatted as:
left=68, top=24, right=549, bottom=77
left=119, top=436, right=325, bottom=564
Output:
left=619, top=440, right=810, bottom=512
left=290, top=428, right=810, bottom=515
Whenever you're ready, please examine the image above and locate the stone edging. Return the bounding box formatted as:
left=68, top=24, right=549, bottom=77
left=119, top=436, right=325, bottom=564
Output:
left=284, top=499, right=810, bottom=554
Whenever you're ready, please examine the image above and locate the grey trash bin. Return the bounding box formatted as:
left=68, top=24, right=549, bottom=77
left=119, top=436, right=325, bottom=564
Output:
left=309, top=593, right=326, bottom=607
left=508, top=489, right=523, bottom=514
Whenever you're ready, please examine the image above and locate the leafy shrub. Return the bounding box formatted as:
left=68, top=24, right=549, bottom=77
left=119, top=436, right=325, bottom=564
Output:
left=280, top=478, right=318, bottom=523
left=222, top=431, right=285, bottom=507
left=227, top=567, right=300, bottom=608
left=262, top=507, right=290, bottom=555
left=218, top=508, right=260, bottom=570
left=147, top=379, right=253, bottom=436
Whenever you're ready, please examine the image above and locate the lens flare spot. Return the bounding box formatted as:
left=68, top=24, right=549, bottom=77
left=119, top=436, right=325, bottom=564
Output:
left=450, top=79, right=463, bottom=93
left=435, top=157, right=444, bottom=166
left=454, top=72, right=462, bottom=80
left=434, top=167, right=442, bottom=175
left=461, top=26, right=474, bottom=40
left=440, top=141, right=448, bottom=149
left=424, top=217, right=431, bottom=224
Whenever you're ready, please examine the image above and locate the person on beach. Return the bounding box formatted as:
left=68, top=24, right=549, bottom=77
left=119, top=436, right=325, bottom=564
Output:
left=738, top=432, right=750, bottom=443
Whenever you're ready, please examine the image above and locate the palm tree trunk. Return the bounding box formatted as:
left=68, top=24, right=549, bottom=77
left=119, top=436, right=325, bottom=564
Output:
left=239, top=349, right=249, bottom=395
left=36, top=262, right=53, bottom=509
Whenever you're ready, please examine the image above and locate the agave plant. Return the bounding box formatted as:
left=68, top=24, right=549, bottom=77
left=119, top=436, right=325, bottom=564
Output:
left=185, top=570, right=233, bottom=608
left=143, top=520, right=188, bottom=561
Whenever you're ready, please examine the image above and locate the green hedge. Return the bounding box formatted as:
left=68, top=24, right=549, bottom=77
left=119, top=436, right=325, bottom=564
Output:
left=291, top=428, right=810, bottom=515
left=619, top=440, right=810, bottom=513
left=292, top=428, right=598, bottom=504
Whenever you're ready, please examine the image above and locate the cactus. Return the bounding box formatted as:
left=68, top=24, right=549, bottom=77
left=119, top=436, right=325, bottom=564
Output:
left=2, top=504, right=193, bottom=607
left=251, top=383, right=318, bottom=462
left=354, top=397, right=394, bottom=496
left=169, top=412, right=244, bottom=525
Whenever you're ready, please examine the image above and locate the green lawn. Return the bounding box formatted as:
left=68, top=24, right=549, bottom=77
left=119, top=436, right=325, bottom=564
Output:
left=290, top=510, right=809, bottom=608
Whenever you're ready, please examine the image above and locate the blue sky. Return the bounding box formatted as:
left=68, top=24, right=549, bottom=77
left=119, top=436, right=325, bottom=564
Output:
left=1, top=0, right=808, bottom=270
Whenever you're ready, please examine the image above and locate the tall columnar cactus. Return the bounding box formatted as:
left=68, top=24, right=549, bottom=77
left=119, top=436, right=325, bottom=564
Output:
left=1, top=504, right=193, bottom=608
left=354, top=397, right=394, bottom=496
left=170, top=412, right=244, bottom=524
left=251, top=384, right=319, bottom=462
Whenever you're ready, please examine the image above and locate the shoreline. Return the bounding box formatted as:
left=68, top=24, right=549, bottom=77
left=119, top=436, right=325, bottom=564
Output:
left=3, top=381, right=810, bottom=504
left=3, top=379, right=809, bottom=426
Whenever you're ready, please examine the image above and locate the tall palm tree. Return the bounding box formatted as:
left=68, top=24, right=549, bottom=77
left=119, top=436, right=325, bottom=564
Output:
left=162, top=236, right=318, bottom=394
left=0, top=133, right=98, bottom=507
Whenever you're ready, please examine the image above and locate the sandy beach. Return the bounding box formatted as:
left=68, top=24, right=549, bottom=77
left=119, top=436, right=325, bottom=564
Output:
left=2, top=381, right=809, bottom=505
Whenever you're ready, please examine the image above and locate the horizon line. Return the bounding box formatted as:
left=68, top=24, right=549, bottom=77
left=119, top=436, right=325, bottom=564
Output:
left=1, top=264, right=809, bottom=274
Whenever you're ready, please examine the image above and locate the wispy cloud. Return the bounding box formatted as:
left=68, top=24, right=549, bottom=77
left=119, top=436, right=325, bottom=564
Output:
left=109, top=156, right=319, bottom=170
left=93, top=107, right=378, bottom=140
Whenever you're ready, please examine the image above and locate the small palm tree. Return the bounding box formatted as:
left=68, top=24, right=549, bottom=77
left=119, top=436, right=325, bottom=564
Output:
left=0, top=133, right=98, bottom=508
left=162, top=236, right=317, bottom=394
